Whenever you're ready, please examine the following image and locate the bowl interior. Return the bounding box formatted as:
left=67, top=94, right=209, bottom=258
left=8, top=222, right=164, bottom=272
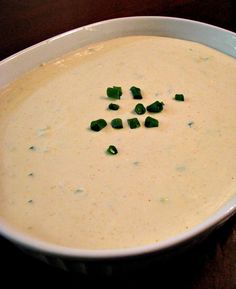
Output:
left=0, top=16, right=235, bottom=259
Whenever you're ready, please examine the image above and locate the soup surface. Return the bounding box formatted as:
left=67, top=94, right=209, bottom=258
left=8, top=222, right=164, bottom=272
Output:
left=0, top=36, right=235, bottom=249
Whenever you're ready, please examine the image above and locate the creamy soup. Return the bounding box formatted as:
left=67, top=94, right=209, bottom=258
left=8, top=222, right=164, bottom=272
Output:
left=0, top=36, right=235, bottom=249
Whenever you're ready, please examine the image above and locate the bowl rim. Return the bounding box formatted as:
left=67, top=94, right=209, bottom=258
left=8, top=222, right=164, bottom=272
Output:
left=1, top=15, right=235, bottom=65
left=1, top=197, right=235, bottom=259
left=0, top=16, right=235, bottom=259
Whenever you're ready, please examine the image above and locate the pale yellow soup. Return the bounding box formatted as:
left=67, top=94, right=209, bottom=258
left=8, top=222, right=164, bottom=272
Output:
left=0, top=36, right=235, bottom=250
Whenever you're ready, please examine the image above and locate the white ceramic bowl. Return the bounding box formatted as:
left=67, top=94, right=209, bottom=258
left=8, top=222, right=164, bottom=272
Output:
left=0, top=16, right=236, bottom=275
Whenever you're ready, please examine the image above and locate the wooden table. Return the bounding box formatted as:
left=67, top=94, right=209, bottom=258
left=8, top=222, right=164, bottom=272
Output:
left=0, top=1, right=235, bottom=288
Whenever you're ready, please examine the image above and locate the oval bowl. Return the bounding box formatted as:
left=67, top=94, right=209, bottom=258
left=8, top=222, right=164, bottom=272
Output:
left=0, top=16, right=235, bottom=275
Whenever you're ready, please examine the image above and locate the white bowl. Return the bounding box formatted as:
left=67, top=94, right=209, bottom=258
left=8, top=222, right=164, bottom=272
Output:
left=0, top=16, right=236, bottom=275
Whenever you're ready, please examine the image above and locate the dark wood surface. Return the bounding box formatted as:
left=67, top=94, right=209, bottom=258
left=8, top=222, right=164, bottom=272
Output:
left=0, top=1, right=235, bottom=288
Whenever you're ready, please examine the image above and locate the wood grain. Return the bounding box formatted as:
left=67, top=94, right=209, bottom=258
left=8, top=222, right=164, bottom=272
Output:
left=0, top=1, right=235, bottom=288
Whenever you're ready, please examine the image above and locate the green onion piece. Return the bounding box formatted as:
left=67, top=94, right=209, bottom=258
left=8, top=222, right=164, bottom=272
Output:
left=174, top=94, right=185, bottom=101
left=107, top=145, right=118, bottom=155
left=127, top=118, right=141, bottom=129
left=144, top=116, right=159, bottom=128
left=106, top=86, right=122, bottom=99
left=29, top=146, right=35, bottom=150
left=146, top=101, right=164, bottom=113
left=130, top=86, right=143, bottom=99
left=188, top=121, right=194, bottom=127
left=90, top=119, right=107, bottom=132
left=108, top=103, right=120, bottom=110
left=111, top=118, right=123, bottom=129
left=134, top=103, right=146, bottom=115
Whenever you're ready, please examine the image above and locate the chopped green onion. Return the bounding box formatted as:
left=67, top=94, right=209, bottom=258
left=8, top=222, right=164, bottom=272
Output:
left=144, top=116, right=159, bottom=128
left=146, top=101, right=164, bottom=113
left=111, top=118, right=123, bottom=129
left=75, top=188, right=84, bottom=193
left=130, top=86, right=142, bottom=99
left=107, top=145, right=118, bottom=155
left=106, top=86, right=122, bottom=99
left=108, top=103, right=120, bottom=110
left=134, top=103, right=146, bottom=115
left=29, top=146, right=36, bottom=151
left=160, top=197, right=169, bottom=203
left=90, top=119, right=107, bottom=132
left=174, top=94, right=185, bottom=101
left=127, top=118, right=141, bottom=129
